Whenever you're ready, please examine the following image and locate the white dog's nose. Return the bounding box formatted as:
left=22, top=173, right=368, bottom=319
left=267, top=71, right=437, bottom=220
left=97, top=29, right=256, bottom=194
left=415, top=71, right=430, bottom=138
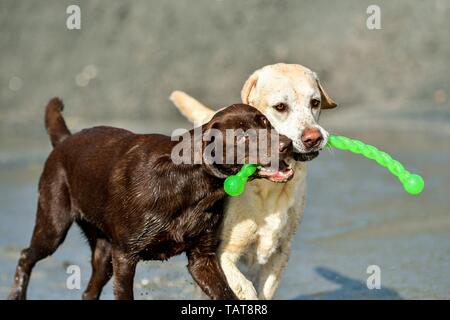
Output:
left=301, top=128, right=323, bottom=149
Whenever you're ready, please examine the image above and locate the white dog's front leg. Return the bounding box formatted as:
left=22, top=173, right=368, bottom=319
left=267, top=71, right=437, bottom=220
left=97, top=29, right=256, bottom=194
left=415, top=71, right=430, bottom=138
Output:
left=220, top=251, right=258, bottom=300
left=257, top=206, right=302, bottom=299
left=256, top=240, right=292, bottom=299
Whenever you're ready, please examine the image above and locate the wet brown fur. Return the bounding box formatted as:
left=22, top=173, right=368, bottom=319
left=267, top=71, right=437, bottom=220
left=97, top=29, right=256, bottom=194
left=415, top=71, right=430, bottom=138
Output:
left=8, top=97, right=291, bottom=300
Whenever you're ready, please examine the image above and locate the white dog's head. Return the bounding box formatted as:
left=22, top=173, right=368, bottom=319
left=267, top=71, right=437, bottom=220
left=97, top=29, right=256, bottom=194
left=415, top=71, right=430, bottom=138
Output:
left=241, top=63, right=337, bottom=160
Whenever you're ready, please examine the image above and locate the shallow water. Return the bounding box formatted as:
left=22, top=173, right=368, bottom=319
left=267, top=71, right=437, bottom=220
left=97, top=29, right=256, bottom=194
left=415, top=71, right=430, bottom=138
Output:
left=0, top=120, right=449, bottom=299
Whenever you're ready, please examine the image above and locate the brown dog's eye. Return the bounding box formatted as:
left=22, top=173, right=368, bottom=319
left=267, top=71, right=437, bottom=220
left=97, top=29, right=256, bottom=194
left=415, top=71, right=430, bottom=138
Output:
left=273, top=103, right=288, bottom=112
left=311, top=99, right=321, bottom=108
left=259, top=115, right=269, bottom=126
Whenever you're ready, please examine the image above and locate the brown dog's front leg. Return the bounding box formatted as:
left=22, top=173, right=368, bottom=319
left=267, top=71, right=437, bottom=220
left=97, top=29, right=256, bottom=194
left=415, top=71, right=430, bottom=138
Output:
left=111, top=248, right=137, bottom=300
left=187, top=249, right=238, bottom=300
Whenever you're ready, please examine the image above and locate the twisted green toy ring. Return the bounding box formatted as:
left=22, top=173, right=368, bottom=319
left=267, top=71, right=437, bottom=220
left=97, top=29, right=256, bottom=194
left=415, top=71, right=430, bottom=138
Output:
left=223, top=134, right=425, bottom=197
left=326, top=134, right=424, bottom=195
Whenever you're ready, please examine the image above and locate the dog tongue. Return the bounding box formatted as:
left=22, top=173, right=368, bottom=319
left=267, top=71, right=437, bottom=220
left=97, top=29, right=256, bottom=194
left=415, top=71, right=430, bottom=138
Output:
left=258, top=161, right=293, bottom=181
left=267, top=170, right=290, bottom=181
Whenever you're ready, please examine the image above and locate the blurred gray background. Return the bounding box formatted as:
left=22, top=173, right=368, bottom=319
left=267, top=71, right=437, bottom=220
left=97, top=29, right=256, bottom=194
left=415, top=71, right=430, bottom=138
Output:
left=1, top=0, right=449, bottom=299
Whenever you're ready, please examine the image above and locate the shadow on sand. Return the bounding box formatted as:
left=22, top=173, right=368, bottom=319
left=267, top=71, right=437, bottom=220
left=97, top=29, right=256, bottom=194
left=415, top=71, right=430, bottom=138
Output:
left=294, top=266, right=402, bottom=300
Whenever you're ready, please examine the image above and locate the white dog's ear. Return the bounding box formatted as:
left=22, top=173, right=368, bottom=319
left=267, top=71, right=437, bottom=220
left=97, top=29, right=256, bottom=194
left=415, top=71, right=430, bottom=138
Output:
left=316, top=79, right=337, bottom=109
left=241, top=71, right=258, bottom=105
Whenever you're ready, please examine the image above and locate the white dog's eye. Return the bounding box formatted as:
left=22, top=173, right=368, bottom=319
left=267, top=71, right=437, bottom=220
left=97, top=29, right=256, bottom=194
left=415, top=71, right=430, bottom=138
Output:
left=273, top=103, right=288, bottom=112
left=311, top=99, right=321, bottom=108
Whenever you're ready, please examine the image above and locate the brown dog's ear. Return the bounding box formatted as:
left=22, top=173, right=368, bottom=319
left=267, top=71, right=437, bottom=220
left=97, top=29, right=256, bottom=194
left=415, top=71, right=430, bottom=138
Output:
left=316, top=79, right=337, bottom=109
left=200, top=122, right=228, bottom=179
left=241, top=71, right=259, bottom=105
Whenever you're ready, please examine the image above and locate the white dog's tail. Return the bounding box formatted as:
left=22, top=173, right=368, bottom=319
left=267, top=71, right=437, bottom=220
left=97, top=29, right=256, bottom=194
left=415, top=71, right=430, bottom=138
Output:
left=169, top=90, right=215, bottom=126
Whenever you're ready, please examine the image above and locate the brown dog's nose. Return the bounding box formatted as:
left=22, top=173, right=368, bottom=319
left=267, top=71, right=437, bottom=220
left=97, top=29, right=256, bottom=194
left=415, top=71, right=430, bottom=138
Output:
left=279, top=135, right=292, bottom=153
left=301, top=128, right=323, bottom=149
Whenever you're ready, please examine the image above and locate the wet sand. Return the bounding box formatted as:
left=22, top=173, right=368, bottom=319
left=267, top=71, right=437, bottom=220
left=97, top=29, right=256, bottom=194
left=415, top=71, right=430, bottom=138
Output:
left=1, top=108, right=449, bottom=299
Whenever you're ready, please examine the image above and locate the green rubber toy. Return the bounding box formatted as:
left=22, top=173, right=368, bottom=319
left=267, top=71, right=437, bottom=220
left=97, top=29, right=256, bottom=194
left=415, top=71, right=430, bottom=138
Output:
left=327, top=134, right=424, bottom=195
left=224, top=164, right=257, bottom=197
left=223, top=134, right=425, bottom=197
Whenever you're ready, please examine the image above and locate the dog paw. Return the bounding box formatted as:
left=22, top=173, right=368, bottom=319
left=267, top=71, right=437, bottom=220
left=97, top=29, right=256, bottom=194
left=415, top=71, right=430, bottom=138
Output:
left=7, top=289, right=25, bottom=300
left=233, top=279, right=258, bottom=300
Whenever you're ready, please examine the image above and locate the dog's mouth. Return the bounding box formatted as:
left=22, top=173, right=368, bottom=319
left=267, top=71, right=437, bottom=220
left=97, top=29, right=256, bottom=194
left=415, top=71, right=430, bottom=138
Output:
left=256, top=160, right=294, bottom=183
left=293, top=151, right=319, bottom=162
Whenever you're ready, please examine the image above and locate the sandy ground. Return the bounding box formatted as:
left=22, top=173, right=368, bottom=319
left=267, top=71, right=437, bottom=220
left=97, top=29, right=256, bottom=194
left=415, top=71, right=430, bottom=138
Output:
left=0, top=105, right=449, bottom=300
left=1, top=0, right=449, bottom=300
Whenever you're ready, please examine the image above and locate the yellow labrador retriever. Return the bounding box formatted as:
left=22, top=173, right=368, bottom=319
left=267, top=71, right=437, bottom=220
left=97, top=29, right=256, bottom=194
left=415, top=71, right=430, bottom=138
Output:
left=170, top=63, right=337, bottom=299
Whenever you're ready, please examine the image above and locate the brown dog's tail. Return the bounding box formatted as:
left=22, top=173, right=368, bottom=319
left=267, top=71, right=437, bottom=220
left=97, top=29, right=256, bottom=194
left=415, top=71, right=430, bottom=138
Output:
left=45, top=97, right=71, bottom=147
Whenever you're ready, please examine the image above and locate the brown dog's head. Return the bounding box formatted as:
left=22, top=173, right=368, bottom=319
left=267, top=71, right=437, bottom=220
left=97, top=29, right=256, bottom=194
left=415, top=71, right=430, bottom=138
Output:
left=200, top=104, right=294, bottom=182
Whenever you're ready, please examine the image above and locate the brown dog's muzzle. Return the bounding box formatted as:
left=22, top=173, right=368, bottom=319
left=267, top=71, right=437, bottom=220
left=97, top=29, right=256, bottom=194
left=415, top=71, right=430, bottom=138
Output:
left=255, top=134, right=295, bottom=183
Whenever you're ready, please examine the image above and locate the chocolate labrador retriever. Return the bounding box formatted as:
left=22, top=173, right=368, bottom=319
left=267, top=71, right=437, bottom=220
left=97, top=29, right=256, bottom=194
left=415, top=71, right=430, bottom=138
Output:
left=8, top=98, right=293, bottom=300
